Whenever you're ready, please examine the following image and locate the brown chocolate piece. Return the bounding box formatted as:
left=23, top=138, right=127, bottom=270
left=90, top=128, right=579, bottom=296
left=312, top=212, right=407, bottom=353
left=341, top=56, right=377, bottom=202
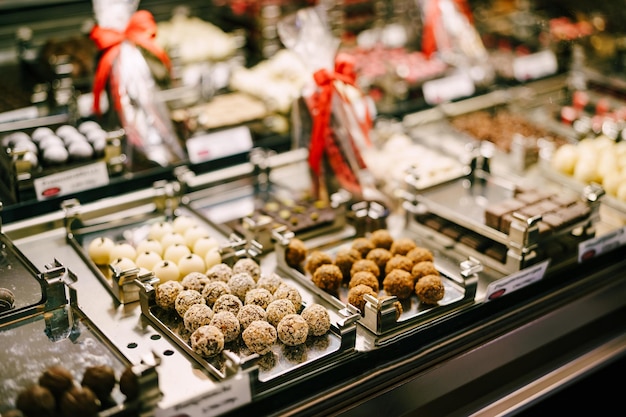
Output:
left=485, top=244, right=508, bottom=263
left=558, top=202, right=591, bottom=225
left=285, top=238, right=307, bottom=268
left=81, top=364, right=116, bottom=402
left=549, top=194, right=579, bottom=207
left=38, top=365, right=74, bottom=399
left=60, top=385, right=100, bottom=417
left=440, top=224, right=465, bottom=240
left=542, top=212, right=565, bottom=229
left=515, top=191, right=545, bottom=205
left=16, top=385, right=56, bottom=417
left=119, top=366, right=139, bottom=400
left=484, top=198, right=525, bottom=230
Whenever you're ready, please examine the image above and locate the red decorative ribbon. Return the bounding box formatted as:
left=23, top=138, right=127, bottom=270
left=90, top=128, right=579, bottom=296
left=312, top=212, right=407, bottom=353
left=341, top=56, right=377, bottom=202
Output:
left=89, top=10, right=171, bottom=115
left=422, top=0, right=474, bottom=58
left=309, top=54, right=371, bottom=177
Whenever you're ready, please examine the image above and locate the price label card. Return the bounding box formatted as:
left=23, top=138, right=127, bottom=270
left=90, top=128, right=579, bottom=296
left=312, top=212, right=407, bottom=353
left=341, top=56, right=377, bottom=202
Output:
left=513, top=50, right=558, bottom=81
left=578, top=226, right=626, bottom=262
left=156, top=374, right=251, bottom=417
left=186, top=126, right=253, bottom=165
left=484, top=260, right=550, bottom=302
left=33, top=161, right=109, bottom=201
left=423, top=73, right=475, bottom=105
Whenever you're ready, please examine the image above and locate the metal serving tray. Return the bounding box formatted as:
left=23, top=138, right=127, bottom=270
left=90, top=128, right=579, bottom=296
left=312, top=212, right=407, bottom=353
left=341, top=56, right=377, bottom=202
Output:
left=272, top=227, right=478, bottom=346
left=64, top=180, right=231, bottom=304
left=134, top=248, right=359, bottom=393
left=0, top=260, right=161, bottom=416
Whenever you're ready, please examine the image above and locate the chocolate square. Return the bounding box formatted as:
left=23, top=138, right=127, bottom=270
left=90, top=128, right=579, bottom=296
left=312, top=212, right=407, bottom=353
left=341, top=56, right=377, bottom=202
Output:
left=460, top=233, right=490, bottom=251
left=485, top=243, right=508, bottom=263
left=484, top=198, right=525, bottom=230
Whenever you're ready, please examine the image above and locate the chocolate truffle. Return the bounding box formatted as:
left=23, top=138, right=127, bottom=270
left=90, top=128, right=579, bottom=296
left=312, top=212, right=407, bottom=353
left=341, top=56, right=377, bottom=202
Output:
left=351, top=237, right=375, bottom=257
left=212, top=293, right=243, bottom=315
left=190, top=325, right=225, bottom=357
left=385, top=255, right=413, bottom=275
left=244, top=288, right=274, bottom=309
left=370, top=229, right=394, bottom=250
left=390, top=237, right=417, bottom=256
left=411, top=261, right=440, bottom=283
left=285, top=238, right=307, bottom=268
left=406, top=246, right=434, bottom=264
left=256, top=272, right=283, bottom=294
left=154, top=281, right=185, bottom=310
left=312, top=264, right=343, bottom=293
left=266, top=299, right=296, bottom=327
left=38, top=365, right=74, bottom=399
left=242, top=320, right=277, bottom=355
left=119, top=366, right=139, bottom=400
left=305, top=250, right=333, bottom=275
left=349, top=270, right=380, bottom=292
left=237, top=304, right=267, bottom=330
left=181, top=272, right=210, bottom=293
left=366, top=248, right=392, bottom=279
left=350, top=259, right=380, bottom=278
left=334, top=247, right=362, bottom=281
left=16, top=384, right=56, bottom=417
left=232, top=258, right=261, bottom=282
left=383, top=269, right=414, bottom=300
left=274, top=284, right=303, bottom=312
left=81, top=364, right=116, bottom=402
left=415, top=274, right=445, bottom=305
left=348, top=284, right=378, bottom=314
left=227, top=272, right=256, bottom=301
left=209, top=311, right=240, bottom=343
left=202, top=281, right=231, bottom=307
left=175, top=289, right=205, bottom=317
left=206, top=263, right=233, bottom=283
left=59, top=385, right=100, bottom=417
left=277, top=314, right=309, bottom=346
left=301, top=303, right=331, bottom=336
left=183, top=303, right=214, bottom=333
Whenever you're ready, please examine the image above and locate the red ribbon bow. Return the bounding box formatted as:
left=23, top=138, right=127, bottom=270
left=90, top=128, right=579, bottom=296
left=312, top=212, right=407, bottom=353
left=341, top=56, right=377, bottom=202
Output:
left=90, top=10, right=171, bottom=115
left=422, top=0, right=474, bottom=58
left=308, top=54, right=370, bottom=177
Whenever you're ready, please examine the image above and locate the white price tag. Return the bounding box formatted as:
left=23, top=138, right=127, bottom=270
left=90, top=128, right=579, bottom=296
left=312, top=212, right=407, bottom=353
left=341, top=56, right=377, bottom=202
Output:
left=484, top=260, right=550, bottom=302
left=578, top=226, right=626, bottom=262
left=513, top=50, right=558, bottom=82
left=156, top=374, right=251, bottom=417
left=186, top=126, right=253, bottom=165
left=423, top=73, right=475, bottom=105
left=33, top=161, right=109, bottom=201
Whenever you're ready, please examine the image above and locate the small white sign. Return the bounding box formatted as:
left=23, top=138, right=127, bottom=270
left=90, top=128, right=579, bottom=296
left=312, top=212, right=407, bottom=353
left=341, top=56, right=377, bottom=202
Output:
left=513, top=50, right=558, bottom=82
left=423, top=73, right=475, bottom=105
left=186, top=126, right=253, bottom=165
left=33, top=161, right=109, bottom=200
left=578, top=226, right=626, bottom=262
left=484, top=260, right=550, bottom=302
left=156, top=374, right=251, bottom=417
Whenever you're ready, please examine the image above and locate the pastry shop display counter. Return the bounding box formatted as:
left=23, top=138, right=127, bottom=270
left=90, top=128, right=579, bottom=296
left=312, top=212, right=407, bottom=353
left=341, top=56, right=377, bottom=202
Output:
left=1, top=133, right=625, bottom=415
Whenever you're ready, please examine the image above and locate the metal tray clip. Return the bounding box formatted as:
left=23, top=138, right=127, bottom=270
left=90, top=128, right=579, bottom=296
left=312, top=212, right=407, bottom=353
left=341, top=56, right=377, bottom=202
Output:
left=110, top=265, right=160, bottom=304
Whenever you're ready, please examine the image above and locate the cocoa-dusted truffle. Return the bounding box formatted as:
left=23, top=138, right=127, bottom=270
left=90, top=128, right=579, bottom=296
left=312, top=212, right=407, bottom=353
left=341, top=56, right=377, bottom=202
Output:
left=383, top=269, right=414, bottom=299
left=274, top=283, right=303, bottom=312
left=348, top=284, right=377, bottom=313
left=366, top=248, right=392, bottom=279
left=411, top=261, right=439, bottom=283
left=277, top=314, right=309, bottom=346
left=334, top=247, right=362, bottom=281
left=119, top=366, right=139, bottom=401
left=180, top=272, right=210, bottom=293
left=305, top=250, right=333, bottom=275
left=244, top=288, right=274, bottom=309
left=237, top=304, right=267, bottom=329
left=38, top=365, right=74, bottom=399
left=16, top=385, right=56, bottom=417
left=390, top=237, right=417, bottom=256
left=206, top=263, right=232, bottom=283
left=285, top=238, right=307, bottom=268
left=301, top=303, right=331, bottom=336
left=212, top=293, right=243, bottom=315
left=81, top=365, right=116, bottom=403
left=312, top=264, right=343, bottom=293
left=350, top=259, right=380, bottom=279
left=183, top=303, right=214, bottom=332
left=227, top=272, right=256, bottom=301
left=256, top=272, right=283, bottom=294
left=201, top=281, right=231, bottom=307
left=232, top=258, right=261, bottom=282
left=351, top=237, right=375, bottom=258
left=370, top=229, right=394, bottom=250
left=59, top=385, right=100, bottom=417
left=406, top=246, right=434, bottom=264
left=349, top=270, right=379, bottom=292
left=190, top=325, right=225, bottom=357
left=266, top=298, right=296, bottom=327
left=242, top=320, right=277, bottom=355
left=175, top=289, right=205, bottom=317
left=415, top=274, right=445, bottom=305
left=384, top=255, right=413, bottom=275
left=155, top=280, right=184, bottom=311
left=209, top=311, right=241, bottom=343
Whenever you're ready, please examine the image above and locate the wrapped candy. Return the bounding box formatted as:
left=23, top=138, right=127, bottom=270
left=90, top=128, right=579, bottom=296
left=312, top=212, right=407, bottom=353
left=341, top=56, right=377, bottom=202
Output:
left=90, top=0, right=186, bottom=168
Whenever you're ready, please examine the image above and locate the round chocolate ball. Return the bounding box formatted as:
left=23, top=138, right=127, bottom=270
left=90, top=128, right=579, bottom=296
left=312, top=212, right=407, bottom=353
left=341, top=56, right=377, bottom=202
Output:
left=38, top=365, right=74, bottom=399
left=81, top=364, right=117, bottom=402
left=59, top=385, right=100, bottom=417
left=16, top=384, right=56, bottom=417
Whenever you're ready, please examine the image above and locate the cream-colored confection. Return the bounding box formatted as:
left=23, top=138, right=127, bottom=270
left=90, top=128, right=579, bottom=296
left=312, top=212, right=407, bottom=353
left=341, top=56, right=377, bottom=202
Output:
left=178, top=253, right=206, bottom=278
left=164, top=243, right=191, bottom=264
left=184, top=225, right=208, bottom=248
left=172, top=214, right=198, bottom=235
left=602, top=171, right=626, bottom=197
left=160, top=232, right=187, bottom=251
left=110, top=256, right=136, bottom=272
left=135, top=250, right=163, bottom=271
left=148, top=221, right=174, bottom=241
left=193, top=236, right=220, bottom=258
left=135, top=238, right=164, bottom=257
left=204, top=248, right=222, bottom=271
left=573, top=154, right=600, bottom=184
left=616, top=182, right=626, bottom=202
left=88, top=236, right=115, bottom=265
left=550, top=143, right=578, bottom=175
left=109, top=242, right=137, bottom=263
left=277, top=314, right=309, bottom=346
left=153, top=260, right=180, bottom=282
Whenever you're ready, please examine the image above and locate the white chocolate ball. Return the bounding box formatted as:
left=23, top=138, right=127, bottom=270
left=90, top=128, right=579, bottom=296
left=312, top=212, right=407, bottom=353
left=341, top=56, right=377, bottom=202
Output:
left=135, top=250, right=163, bottom=270
left=204, top=248, right=222, bottom=271
left=110, top=256, right=137, bottom=271
left=160, top=232, right=186, bottom=251
left=153, top=260, right=180, bottom=282
left=148, top=221, right=174, bottom=241
left=88, top=236, right=115, bottom=265
left=164, top=243, right=192, bottom=264
left=178, top=253, right=206, bottom=278
left=184, top=225, right=208, bottom=248
left=109, top=242, right=137, bottom=263
left=172, top=214, right=198, bottom=235
left=192, top=236, right=219, bottom=258
left=135, top=238, right=164, bottom=257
